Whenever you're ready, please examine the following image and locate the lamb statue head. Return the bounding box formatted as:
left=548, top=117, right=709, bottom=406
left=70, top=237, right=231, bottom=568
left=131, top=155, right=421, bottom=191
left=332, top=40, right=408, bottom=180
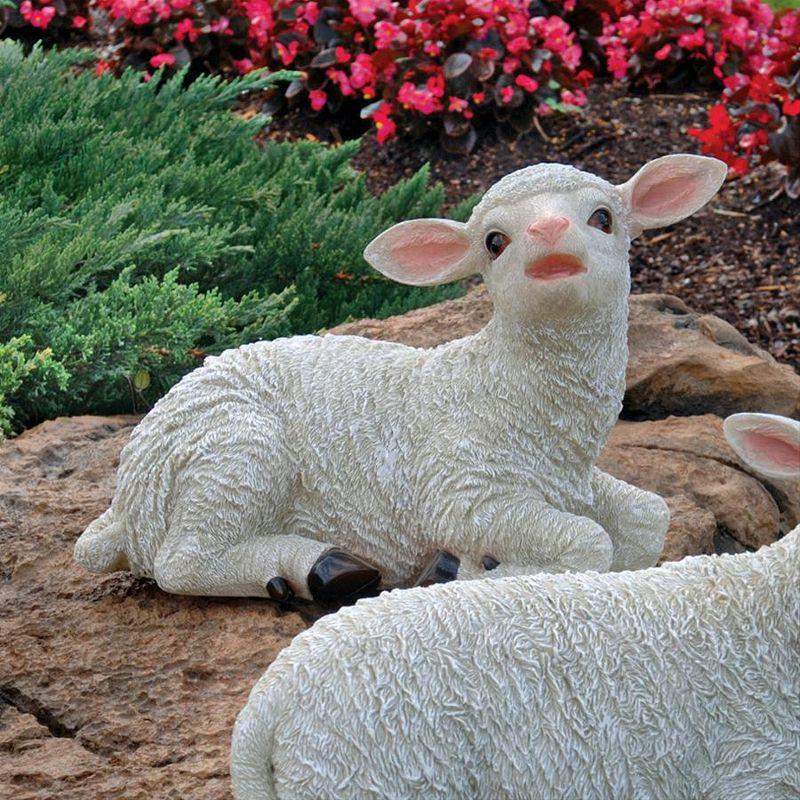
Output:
left=366, top=155, right=727, bottom=324
left=75, top=154, right=726, bottom=607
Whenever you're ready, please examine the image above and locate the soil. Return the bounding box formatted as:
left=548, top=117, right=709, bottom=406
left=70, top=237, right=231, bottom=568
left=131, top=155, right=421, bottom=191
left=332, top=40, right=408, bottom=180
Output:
left=266, top=83, right=800, bottom=370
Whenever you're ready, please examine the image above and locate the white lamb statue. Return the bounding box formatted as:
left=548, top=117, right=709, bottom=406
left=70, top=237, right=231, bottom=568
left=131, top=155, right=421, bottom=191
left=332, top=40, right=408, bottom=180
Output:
left=74, top=154, right=725, bottom=604
left=231, top=412, right=800, bottom=800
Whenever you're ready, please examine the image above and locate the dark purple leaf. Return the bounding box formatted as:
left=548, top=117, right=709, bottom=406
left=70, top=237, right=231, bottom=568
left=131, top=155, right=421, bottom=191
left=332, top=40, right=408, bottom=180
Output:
left=311, top=48, right=338, bottom=68
left=444, top=52, right=472, bottom=80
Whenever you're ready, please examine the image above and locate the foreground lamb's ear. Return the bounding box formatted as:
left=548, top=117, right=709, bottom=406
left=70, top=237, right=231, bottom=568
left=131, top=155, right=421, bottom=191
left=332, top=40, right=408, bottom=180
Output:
left=723, top=413, right=800, bottom=480
left=364, top=218, right=479, bottom=286
left=618, top=154, right=727, bottom=238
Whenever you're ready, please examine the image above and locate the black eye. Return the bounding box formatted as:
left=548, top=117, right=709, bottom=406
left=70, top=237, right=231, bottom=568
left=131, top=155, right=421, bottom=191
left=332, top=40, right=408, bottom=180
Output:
left=588, top=208, right=612, bottom=233
left=485, top=231, right=510, bottom=259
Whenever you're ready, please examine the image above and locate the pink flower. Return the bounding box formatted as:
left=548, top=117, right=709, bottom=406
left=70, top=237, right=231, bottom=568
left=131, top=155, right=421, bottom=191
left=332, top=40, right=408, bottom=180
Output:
left=29, top=6, right=56, bottom=28
left=209, top=16, right=230, bottom=34
left=448, top=96, right=468, bottom=113
left=309, top=89, right=327, bottom=111
left=335, top=46, right=351, bottom=64
left=373, top=104, right=396, bottom=144
left=374, top=21, right=406, bottom=50
left=275, top=41, right=300, bottom=66
left=19, top=0, right=33, bottom=18
left=654, top=44, right=671, bottom=61
left=150, top=53, right=176, bottom=68
left=562, top=45, right=581, bottom=70
left=233, top=58, right=254, bottom=74
left=328, top=69, right=354, bottom=96
left=506, top=37, right=531, bottom=56
left=348, top=0, right=389, bottom=27
left=397, top=82, right=440, bottom=114
left=515, top=74, right=539, bottom=93
left=678, top=29, right=705, bottom=49
left=72, top=14, right=88, bottom=28
left=500, top=86, right=514, bottom=104
left=784, top=99, right=800, bottom=116
left=561, top=89, right=586, bottom=107
left=303, top=1, right=319, bottom=25
left=131, top=5, right=151, bottom=25
left=175, top=18, right=198, bottom=43
left=349, top=53, right=375, bottom=90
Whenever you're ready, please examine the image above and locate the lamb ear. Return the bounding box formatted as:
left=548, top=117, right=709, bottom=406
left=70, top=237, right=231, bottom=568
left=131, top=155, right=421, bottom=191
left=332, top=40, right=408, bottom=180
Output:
left=723, top=413, right=800, bottom=480
left=364, top=219, right=478, bottom=286
left=618, top=154, right=727, bottom=238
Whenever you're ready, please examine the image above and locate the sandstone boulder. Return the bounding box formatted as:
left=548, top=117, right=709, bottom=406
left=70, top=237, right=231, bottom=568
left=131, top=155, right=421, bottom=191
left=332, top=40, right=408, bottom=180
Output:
left=625, top=294, right=800, bottom=419
left=598, top=415, right=791, bottom=554
left=659, top=495, right=717, bottom=563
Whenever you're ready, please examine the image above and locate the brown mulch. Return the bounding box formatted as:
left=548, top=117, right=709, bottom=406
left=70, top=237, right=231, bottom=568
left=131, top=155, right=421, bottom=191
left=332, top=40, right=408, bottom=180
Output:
left=266, top=84, right=799, bottom=371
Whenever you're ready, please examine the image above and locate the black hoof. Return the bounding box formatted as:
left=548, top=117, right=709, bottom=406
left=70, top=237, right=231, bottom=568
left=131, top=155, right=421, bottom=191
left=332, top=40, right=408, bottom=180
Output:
left=414, top=549, right=460, bottom=587
left=307, top=549, right=381, bottom=605
left=481, top=554, right=500, bottom=571
left=266, top=576, right=294, bottom=604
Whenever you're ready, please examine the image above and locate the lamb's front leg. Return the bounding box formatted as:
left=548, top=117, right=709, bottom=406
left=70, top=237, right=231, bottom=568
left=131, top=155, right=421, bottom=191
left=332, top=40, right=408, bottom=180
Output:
left=583, top=468, right=670, bottom=571
left=433, top=494, right=614, bottom=582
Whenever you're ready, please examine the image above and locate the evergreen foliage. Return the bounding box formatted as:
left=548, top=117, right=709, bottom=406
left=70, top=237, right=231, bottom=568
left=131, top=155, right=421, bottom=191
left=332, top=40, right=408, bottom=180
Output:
left=0, top=42, right=474, bottom=435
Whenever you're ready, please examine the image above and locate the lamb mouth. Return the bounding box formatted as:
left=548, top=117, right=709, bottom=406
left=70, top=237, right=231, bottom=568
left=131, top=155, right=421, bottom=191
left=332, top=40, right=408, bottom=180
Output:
left=525, top=254, right=586, bottom=281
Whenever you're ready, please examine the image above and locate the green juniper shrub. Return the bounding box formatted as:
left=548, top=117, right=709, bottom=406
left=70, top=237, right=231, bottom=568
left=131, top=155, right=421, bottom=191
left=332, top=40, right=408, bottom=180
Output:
left=0, top=42, right=476, bottom=435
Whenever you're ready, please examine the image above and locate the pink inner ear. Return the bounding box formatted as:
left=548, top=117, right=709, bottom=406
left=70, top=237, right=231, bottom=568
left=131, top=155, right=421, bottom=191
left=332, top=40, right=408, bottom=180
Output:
left=742, top=430, right=800, bottom=472
left=389, top=234, right=469, bottom=280
left=632, top=173, right=704, bottom=217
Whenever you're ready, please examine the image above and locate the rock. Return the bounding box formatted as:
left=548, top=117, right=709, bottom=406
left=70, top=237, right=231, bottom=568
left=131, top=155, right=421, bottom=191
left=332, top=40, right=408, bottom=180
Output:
left=0, top=708, right=104, bottom=784
left=599, top=416, right=785, bottom=552
left=659, top=495, right=717, bottom=563
left=624, top=294, right=800, bottom=419
left=0, top=416, right=306, bottom=800
left=603, top=414, right=799, bottom=537
left=331, top=289, right=800, bottom=419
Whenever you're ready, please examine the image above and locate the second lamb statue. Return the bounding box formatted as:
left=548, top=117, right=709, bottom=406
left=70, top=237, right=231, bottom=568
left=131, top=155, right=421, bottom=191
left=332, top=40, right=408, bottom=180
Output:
left=74, top=154, right=726, bottom=603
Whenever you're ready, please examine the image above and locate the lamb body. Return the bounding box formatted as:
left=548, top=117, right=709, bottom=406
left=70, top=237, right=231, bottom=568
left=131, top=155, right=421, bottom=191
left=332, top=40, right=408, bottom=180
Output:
left=231, top=525, right=800, bottom=800
left=75, top=155, right=725, bottom=600
left=83, top=309, right=627, bottom=590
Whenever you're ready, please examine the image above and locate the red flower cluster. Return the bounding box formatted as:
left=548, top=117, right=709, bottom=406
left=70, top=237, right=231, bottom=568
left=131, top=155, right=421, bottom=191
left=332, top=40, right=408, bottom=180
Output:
left=2, top=0, right=798, bottom=178
left=601, top=0, right=800, bottom=176
left=1, top=0, right=89, bottom=38
left=74, top=0, right=592, bottom=151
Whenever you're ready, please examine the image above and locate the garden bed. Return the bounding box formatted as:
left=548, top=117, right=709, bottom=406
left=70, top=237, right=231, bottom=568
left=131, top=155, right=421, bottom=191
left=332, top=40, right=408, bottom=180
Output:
left=268, top=82, right=799, bottom=369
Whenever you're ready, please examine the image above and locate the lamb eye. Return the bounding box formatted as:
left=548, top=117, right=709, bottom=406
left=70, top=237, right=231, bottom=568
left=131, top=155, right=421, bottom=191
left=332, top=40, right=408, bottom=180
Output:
left=485, top=231, right=510, bottom=259
left=588, top=208, right=612, bottom=233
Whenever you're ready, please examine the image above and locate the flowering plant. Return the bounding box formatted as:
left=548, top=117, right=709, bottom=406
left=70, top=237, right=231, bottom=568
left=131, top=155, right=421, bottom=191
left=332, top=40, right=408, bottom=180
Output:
left=600, top=0, right=800, bottom=183
left=0, top=0, right=90, bottom=39
left=2, top=0, right=798, bottom=180
left=81, top=0, right=594, bottom=151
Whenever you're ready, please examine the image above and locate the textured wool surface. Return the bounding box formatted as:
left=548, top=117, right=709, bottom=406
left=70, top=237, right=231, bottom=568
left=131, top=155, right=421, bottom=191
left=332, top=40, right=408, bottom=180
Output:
left=231, top=525, right=800, bottom=800
left=74, top=156, right=727, bottom=599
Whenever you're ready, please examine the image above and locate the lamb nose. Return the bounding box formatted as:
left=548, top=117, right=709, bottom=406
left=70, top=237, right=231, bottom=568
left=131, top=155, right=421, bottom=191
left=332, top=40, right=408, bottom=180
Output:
left=527, top=216, right=570, bottom=245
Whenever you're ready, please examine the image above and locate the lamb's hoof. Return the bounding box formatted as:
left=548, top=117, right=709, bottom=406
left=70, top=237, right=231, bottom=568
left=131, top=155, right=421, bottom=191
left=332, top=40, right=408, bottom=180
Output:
left=266, top=576, right=294, bottom=605
left=482, top=554, right=500, bottom=571
left=307, top=549, right=381, bottom=605
left=414, top=549, right=460, bottom=587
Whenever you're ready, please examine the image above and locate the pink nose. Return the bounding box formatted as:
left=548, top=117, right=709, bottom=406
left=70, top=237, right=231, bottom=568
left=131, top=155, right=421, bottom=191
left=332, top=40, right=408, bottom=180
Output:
left=527, top=216, right=570, bottom=245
